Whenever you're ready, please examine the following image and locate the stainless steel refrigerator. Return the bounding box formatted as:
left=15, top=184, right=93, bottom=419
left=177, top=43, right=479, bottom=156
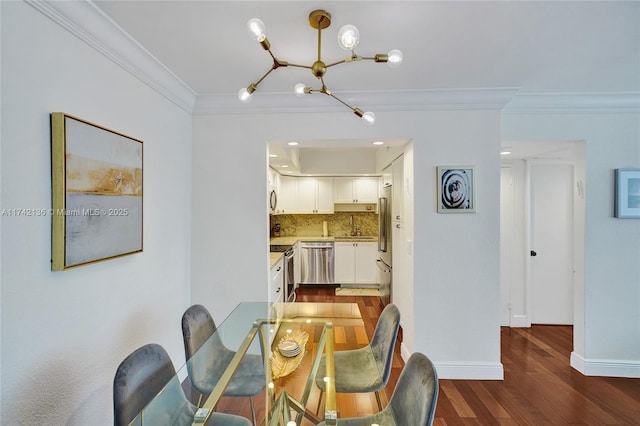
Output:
left=378, top=184, right=393, bottom=305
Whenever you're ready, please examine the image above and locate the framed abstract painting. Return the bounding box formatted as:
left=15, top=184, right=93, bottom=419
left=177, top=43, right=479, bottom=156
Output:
left=51, top=113, right=143, bottom=270
left=437, top=166, right=476, bottom=213
left=614, top=168, right=640, bottom=218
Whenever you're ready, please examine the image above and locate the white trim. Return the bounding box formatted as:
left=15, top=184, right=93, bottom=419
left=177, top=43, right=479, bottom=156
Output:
left=571, top=352, right=640, bottom=378
left=26, top=0, right=196, bottom=113
left=193, top=88, right=521, bottom=115
left=26, top=0, right=639, bottom=117
left=434, top=362, right=504, bottom=380
left=400, top=342, right=411, bottom=363
left=504, top=92, right=640, bottom=114
left=510, top=314, right=529, bottom=328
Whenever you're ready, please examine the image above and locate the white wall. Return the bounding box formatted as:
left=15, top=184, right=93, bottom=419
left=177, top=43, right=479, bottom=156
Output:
left=192, top=109, right=503, bottom=379
left=503, top=112, right=640, bottom=376
left=1, top=2, right=193, bottom=424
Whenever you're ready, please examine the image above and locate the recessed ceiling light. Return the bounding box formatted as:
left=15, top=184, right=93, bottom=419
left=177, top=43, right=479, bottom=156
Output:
left=373, top=141, right=384, bottom=145
left=281, top=165, right=289, bottom=168
left=287, top=141, right=299, bottom=146
left=501, top=151, right=512, bottom=155
left=269, top=154, right=278, bottom=157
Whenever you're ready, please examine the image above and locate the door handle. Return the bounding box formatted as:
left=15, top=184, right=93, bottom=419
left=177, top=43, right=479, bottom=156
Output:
left=530, top=250, right=537, bottom=257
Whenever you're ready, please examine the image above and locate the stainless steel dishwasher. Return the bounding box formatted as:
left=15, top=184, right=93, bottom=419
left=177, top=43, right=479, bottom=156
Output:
left=299, top=241, right=335, bottom=285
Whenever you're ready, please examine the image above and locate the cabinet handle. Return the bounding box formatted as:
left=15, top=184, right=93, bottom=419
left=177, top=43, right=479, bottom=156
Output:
left=276, top=287, right=281, bottom=293
left=277, top=267, right=281, bottom=271
left=396, top=215, right=401, bottom=220
left=396, top=224, right=401, bottom=229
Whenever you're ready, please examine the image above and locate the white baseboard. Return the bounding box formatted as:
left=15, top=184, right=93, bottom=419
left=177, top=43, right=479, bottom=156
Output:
left=510, top=314, right=529, bottom=328
left=433, top=362, right=504, bottom=380
left=400, top=342, right=411, bottom=363
left=571, top=352, right=640, bottom=378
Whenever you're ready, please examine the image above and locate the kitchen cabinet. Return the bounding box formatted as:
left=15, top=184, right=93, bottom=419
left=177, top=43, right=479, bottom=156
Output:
left=296, top=177, right=334, bottom=214
left=334, top=241, right=378, bottom=285
left=333, top=177, right=379, bottom=204
left=276, top=175, right=297, bottom=214
left=392, top=156, right=404, bottom=222
left=270, top=257, right=284, bottom=305
left=268, top=168, right=280, bottom=213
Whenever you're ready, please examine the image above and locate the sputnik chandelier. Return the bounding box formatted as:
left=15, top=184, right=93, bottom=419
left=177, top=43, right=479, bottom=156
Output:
left=238, top=9, right=403, bottom=125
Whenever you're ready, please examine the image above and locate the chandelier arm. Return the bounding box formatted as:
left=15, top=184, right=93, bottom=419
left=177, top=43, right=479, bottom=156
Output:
left=286, top=62, right=313, bottom=70
left=326, top=92, right=357, bottom=112
left=325, top=59, right=349, bottom=68
left=317, top=25, right=322, bottom=61
left=253, top=67, right=277, bottom=87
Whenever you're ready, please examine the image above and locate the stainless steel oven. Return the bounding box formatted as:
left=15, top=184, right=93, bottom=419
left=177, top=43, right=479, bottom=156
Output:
left=270, top=244, right=297, bottom=302
left=283, top=247, right=296, bottom=302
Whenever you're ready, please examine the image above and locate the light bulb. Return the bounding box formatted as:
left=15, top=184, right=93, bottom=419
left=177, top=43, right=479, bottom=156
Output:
left=362, top=111, right=376, bottom=125
left=294, top=83, right=306, bottom=97
left=238, top=88, right=253, bottom=103
left=387, top=49, right=403, bottom=68
left=337, top=25, right=360, bottom=50
left=247, top=18, right=266, bottom=42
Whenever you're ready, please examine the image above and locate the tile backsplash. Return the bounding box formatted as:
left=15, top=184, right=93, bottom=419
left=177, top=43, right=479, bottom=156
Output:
left=270, top=212, right=379, bottom=237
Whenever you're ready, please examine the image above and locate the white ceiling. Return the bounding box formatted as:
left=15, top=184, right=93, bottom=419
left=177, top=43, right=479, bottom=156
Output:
left=92, top=1, right=639, bottom=170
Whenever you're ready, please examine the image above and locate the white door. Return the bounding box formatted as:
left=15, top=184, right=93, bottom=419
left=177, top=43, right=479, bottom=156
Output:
left=530, top=163, right=574, bottom=325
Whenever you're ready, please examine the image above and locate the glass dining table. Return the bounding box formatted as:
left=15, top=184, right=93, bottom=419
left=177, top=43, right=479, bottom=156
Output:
left=130, top=302, right=366, bottom=426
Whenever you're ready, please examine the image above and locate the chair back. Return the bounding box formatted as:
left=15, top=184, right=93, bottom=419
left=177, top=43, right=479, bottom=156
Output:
left=113, top=343, right=196, bottom=426
left=182, top=304, right=234, bottom=395
left=181, top=304, right=222, bottom=358
left=369, top=303, right=401, bottom=386
left=389, top=352, right=439, bottom=426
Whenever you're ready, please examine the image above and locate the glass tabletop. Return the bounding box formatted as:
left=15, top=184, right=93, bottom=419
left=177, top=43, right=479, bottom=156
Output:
left=129, top=302, right=367, bottom=426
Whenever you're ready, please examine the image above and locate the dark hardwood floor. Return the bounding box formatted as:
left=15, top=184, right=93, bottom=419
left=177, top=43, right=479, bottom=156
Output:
left=211, top=286, right=640, bottom=424
left=295, top=286, right=640, bottom=425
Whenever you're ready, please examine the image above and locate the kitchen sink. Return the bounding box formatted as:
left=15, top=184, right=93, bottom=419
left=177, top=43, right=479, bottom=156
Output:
left=334, top=236, right=375, bottom=240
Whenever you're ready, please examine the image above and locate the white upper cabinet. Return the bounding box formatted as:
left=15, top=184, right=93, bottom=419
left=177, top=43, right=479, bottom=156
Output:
left=392, top=157, right=404, bottom=222
left=268, top=168, right=280, bottom=213
left=297, top=177, right=334, bottom=214
left=277, top=175, right=297, bottom=214
left=274, top=176, right=334, bottom=214
left=334, top=177, right=379, bottom=203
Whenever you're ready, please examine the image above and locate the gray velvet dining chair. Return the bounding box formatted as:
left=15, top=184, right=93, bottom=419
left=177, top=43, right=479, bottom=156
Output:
left=113, top=343, right=252, bottom=426
left=315, top=303, right=400, bottom=413
left=181, top=304, right=265, bottom=426
left=317, top=351, right=439, bottom=426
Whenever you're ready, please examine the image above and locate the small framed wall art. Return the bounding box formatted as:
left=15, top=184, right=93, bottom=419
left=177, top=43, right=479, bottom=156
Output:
left=51, top=113, right=143, bottom=270
left=614, top=168, right=640, bottom=218
left=437, top=165, right=476, bottom=213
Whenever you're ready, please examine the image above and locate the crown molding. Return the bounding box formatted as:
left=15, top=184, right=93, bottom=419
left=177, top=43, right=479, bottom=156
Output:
left=192, top=88, right=521, bottom=116
left=504, top=92, right=640, bottom=114
left=194, top=89, right=640, bottom=116
left=27, top=1, right=638, bottom=117
left=26, top=0, right=196, bottom=113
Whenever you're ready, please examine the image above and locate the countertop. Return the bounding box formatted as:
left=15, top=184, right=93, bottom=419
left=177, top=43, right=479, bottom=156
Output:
left=270, top=252, right=283, bottom=269
left=270, top=236, right=378, bottom=245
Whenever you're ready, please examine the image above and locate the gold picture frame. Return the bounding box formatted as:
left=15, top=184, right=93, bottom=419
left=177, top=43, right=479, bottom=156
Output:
left=51, top=113, right=143, bottom=270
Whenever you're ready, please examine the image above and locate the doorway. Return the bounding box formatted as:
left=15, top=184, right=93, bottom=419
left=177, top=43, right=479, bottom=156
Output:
left=500, top=141, right=585, bottom=328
